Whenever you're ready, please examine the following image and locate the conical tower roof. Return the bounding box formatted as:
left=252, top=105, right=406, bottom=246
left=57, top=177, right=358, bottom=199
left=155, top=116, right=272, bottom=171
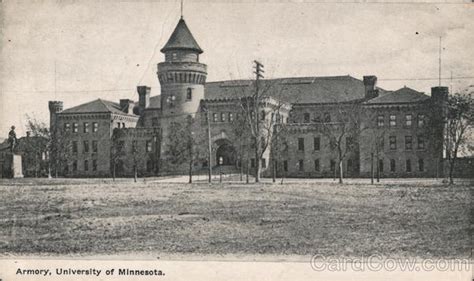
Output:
left=160, top=18, right=203, bottom=54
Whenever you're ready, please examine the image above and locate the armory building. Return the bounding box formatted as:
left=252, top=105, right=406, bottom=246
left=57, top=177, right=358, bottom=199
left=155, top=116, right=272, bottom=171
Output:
left=47, top=17, right=448, bottom=178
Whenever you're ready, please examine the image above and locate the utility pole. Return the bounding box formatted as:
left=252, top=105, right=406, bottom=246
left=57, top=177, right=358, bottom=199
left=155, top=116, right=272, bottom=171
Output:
left=253, top=60, right=264, bottom=182
left=438, top=36, right=442, bottom=86
left=205, top=107, right=212, bottom=183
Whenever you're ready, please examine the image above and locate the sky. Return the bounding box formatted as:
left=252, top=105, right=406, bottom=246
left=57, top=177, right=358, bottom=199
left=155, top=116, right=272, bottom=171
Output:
left=1, top=0, right=473, bottom=137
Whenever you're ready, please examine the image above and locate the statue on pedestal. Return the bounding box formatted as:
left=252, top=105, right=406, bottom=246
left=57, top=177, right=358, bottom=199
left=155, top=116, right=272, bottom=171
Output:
left=8, top=126, right=17, bottom=153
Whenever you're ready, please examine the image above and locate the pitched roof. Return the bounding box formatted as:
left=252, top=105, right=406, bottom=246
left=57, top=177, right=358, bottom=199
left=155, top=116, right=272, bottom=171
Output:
left=365, top=86, right=430, bottom=104
left=61, top=99, right=137, bottom=116
left=160, top=18, right=203, bottom=54
left=203, top=76, right=379, bottom=104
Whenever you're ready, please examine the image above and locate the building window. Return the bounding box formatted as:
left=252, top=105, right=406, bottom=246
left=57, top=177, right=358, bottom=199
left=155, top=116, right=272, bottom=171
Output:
left=122, top=122, right=125, bottom=128
left=379, top=159, right=384, bottom=173
left=418, top=159, right=424, bottom=172
left=405, top=136, right=412, bottom=150
left=347, top=159, right=353, bottom=173
left=390, top=159, right=396, bottom=172
left=346, top=137, right=353, bottom=150
left=117, top=122, right=121, bottom=129
left=406, top=159, right=412, bottom=172
left=330, top=160, right=336, bottom=172
left=64, top=123, right=70, bottom=132
left=92, top=140, right=98, bottom=153
left=377, top=115, right=384, bottom=127
left=405, top=114, right=412, bottom=126
left=313, top=114, right=321, bottom=123
left=186, top=88, right=192, bottom=101
left=83, top=140, right=89, bottom=153
left=72, top=160, right=78, bottom=172
left=72, top=123, right=78, bottom=133
left=303, top=113, right=310, bottom=123
left=213, top=113, right=218, bottom=122
left=92, top=159, right=97, bottom=171
left=323, top=112, right=331, bottom=123
left=92, top=122, right=98, bottom=132
left=417, top=136, right=425, bottom=149
left=72, top=141, right=78, bottom=154
left=261, top=158, right=266, bottom=168
left=146, top=140, right=152, bottom=152
left=147, top=160, right=153, bottom=172
left=251, top=158, right=255, bottom=168
left=389, top=136, right=397, bottom=150
left=313, top=137, right=320, bottom=151
left=152, top=117, right=159, bottom=127
left=83, top=122, right=89, bottom=133
left=418, top=114, right=425, bottom=127
left=298, top=160, right=304, bottom=172
left=84, top=160, right=89, bottom=171
left=314, top=159, right=320, bottom=172
left=389, top=115, right=396, bottom=127
left=298, top=138, right=305, bottom=151
left=221, top=112, right=226, bottom=122
left=229, top=113, right=234, bottom=122
left=283, top=160, right=288, bottom=172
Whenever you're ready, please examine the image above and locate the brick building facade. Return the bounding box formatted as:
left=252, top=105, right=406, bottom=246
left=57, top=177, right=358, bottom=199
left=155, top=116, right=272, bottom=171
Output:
left=48, top=17, right=448, bottom=178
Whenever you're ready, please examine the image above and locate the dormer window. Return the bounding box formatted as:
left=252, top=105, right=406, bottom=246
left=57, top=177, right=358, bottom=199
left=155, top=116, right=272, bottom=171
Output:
left=186, top=88, right=192, bottom=101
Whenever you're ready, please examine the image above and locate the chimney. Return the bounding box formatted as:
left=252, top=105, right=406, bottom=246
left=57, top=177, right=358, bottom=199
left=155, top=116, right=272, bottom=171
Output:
left=137, top=86, right=151, bottom=114
left=363, top=75, right=378, bottom=99
left=431, top=86, right=449, bottom=103
left=120, top=99, right=135, bottom=114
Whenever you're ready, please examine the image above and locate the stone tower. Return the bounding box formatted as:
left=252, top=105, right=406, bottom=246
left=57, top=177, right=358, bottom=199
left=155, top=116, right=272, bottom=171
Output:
left=157, top=18, right=207, bottom=118
left=48, top=101, right=64, bottom=132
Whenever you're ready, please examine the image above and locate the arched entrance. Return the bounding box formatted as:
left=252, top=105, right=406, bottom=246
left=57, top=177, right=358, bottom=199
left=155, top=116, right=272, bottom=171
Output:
left=215, top=140, right=236, bottom=166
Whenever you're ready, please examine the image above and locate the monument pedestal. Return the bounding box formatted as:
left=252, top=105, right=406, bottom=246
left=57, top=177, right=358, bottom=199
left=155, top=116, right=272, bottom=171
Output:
left=7, top=153, right=23, bottom=178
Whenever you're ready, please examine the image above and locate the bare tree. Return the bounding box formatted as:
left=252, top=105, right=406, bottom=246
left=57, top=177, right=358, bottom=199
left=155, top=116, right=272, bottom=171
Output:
left=164, top=117, right=207, bottom=183
left=320, top=100, right=366, bottom=184
left=443, top=92, right=473, bottom=184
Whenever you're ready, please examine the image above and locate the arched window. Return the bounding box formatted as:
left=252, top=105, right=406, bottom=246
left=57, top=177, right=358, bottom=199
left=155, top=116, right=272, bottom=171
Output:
left=186, top=88, right=192, bottom=101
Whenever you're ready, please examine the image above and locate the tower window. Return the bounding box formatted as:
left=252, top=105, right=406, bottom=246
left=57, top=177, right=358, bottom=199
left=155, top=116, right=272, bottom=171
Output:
left=186, top=88, right=192, bottom=101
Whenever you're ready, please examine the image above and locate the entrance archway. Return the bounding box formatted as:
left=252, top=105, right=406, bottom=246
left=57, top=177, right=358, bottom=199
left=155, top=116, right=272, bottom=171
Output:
left=215, top=140, right=236, bottom=166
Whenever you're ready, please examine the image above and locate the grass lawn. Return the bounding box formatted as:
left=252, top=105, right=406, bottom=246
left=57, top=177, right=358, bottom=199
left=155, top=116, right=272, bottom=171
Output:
left=0, top=178, right=471, bottom=258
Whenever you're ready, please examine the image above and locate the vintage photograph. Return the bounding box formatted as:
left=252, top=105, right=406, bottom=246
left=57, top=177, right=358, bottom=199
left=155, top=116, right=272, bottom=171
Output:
left=0, top=0, right=472, bottom=280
